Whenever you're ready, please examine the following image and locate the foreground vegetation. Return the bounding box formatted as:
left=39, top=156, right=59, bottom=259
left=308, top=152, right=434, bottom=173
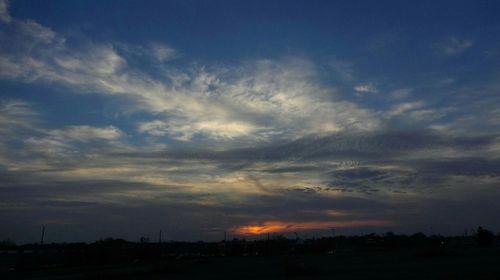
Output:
left=1, top=229, right=499, bottom=279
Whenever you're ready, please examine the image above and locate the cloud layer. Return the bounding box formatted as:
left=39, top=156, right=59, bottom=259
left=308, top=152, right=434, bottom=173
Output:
left=1, top=0, right=500, bottom=242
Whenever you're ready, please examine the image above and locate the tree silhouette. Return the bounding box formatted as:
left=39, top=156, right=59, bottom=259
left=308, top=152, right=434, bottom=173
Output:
left=476, top=226, right=494, bottom=247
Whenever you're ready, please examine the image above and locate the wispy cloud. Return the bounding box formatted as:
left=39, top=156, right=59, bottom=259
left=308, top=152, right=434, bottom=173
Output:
left=0, top=0, right=11, bottom=22
left=0, top=99, right=38, bottom=133
left=440, top=37, right=474, bottom=55
left=150, top=42, right=177, bottom=62
left=47, top=125, right=123, bottom=142
left=386, top=101, right=425, bottom=117
left=354, top=84, right=378, bottom=94
left=328, top=57, right=355, bottom=82
left=0, top=8, right=380, bottom=143
left=390, top=88, right=413, bottom=99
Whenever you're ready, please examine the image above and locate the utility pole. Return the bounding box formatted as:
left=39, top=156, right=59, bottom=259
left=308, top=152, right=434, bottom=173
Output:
left=40, top=225, right=45, bottom=245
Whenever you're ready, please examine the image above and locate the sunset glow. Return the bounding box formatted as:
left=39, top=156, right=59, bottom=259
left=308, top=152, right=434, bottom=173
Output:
left=232, top=220, right=392, bottom=235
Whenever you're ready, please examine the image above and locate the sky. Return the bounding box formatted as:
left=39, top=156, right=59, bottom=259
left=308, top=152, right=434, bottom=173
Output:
left=1, top=0, right=500, bottom=243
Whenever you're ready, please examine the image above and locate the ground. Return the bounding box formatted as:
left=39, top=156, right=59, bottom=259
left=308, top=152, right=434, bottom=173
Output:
left=3, top=248, right=500, bottom=279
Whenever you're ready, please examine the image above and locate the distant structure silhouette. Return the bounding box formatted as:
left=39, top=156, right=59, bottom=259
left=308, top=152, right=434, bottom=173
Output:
left=476, top=226, right=494, bottom=247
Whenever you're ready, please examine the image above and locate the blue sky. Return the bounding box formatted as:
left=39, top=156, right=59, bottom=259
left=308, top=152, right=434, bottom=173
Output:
left=1, top=0, right=500, bottom=242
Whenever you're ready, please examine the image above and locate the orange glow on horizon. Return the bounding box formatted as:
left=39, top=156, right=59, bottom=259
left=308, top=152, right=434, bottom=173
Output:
left=232, top=220, right=391, bottom=235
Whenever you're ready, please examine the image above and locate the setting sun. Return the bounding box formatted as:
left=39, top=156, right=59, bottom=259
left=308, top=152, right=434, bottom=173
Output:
left=232, top=220, right=391, bottom=235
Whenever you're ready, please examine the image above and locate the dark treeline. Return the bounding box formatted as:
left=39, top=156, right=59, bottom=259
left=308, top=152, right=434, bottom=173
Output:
left=1, top=227, right=498, bottom=273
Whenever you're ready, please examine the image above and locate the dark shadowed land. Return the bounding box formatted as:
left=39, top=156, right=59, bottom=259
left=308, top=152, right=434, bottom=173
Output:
left=1, top=228, right=500, bottom=279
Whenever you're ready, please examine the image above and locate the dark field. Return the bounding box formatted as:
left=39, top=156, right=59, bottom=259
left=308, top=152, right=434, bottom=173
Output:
left=6, top=251, right=500, bottom=280
left=2, top=233, right=500, bottom=280
left=3, top=250, right=500, bottom=280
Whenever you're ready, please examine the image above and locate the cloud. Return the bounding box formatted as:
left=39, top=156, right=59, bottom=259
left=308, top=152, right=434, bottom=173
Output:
left=384, top=101, right=452, bottom=124
left=429, top=89, right=500, bottom=136
left=138, top=119, right=258, bottom=140
left=47, top=125, right=123, bottom=142
left=134, top=59, right=380, bottom=142
left=416, top=158, right=500, bottom=177
left=18, top=20, right=57, bottom=43
left=2, top=115, right=500, bottom=241
left=22, top=125, right=124, bottom=160
left=386, top=101, right=424, bottom=116
left=0, top=100, right=40, bottom=168
left=150, top=42, right=177, bottom=62
left=0, top=0, right=10, bottom=22
left=54, top=46, right=124, bottom=76
left=0, top=99, right=38, bottom=133
left=436, top=78, right=455, bottom=87
left=440, top=37, right=473, bottom=55
left=0, top=102, right=124, bottom=165
left=390, top=88, right=413, bottom=99
left=354, top=84, right=378, bottom=94
left=328, top=57, right=355, bottom=82
left=1, top=10, right=379, bottom=143
left=0, top=12, right=381, bottom=143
